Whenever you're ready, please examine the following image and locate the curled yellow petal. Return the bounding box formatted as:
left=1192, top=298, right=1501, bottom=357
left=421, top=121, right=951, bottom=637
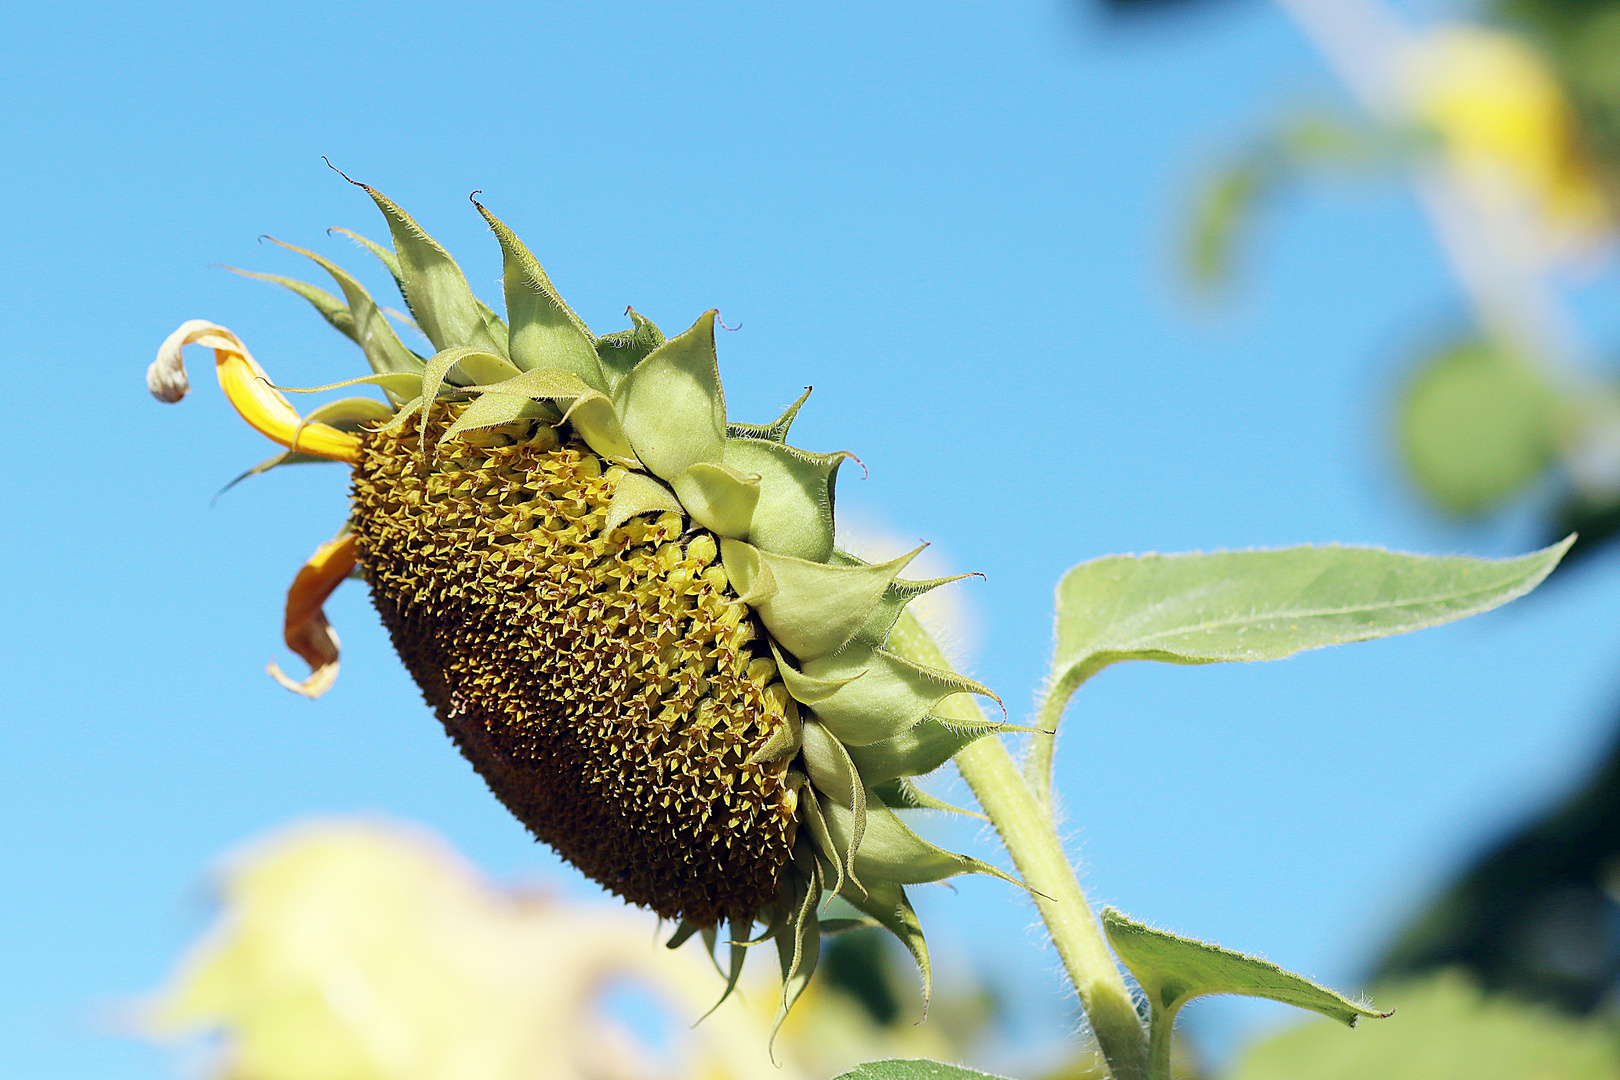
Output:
left=268, top=533, right=357, bottom=699
left=149, top=320, right=362, bottom=464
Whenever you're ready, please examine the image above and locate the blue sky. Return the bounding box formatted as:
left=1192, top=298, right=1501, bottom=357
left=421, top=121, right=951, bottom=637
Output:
left=5, top=0, right=1619, bottom=1075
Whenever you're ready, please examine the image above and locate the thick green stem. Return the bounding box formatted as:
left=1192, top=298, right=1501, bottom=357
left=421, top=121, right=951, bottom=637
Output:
left=953, top=736, right=1150, bottom=1080
left=1146, top=1009, right=1175, bottom=1080
left=886, top=615, right=1148, bottom=1080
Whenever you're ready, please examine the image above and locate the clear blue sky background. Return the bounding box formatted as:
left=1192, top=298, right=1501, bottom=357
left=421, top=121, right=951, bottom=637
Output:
left=5, top=0, right=1620, bottom=1076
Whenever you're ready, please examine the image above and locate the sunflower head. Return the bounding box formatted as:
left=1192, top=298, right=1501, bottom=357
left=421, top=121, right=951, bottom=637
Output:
left=149, top=176, right=1024, bottom=1036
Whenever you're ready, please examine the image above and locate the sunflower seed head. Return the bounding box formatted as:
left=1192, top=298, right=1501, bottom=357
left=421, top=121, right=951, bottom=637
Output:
left=352, top=403, right=798, bottom=926
left=153, top=179, right=1027, bottom=1025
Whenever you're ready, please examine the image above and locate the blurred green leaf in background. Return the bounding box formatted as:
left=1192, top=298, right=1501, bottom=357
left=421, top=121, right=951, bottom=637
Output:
left=1397, top=340, right=1567, bottom=517
left=1225, top=971, right=1620, bottom=1080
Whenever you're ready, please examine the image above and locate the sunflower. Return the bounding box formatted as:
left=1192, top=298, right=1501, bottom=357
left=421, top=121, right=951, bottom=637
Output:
left=149, top=175, right=1023, bottom=1035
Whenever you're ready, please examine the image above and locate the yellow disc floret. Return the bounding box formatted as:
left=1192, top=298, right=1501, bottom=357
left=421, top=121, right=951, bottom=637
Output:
left=352, top=404, right=798, bottom=926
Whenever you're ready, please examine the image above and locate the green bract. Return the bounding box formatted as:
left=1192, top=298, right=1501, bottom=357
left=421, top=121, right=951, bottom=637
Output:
left=156, top=176, right=1027, bottom=1040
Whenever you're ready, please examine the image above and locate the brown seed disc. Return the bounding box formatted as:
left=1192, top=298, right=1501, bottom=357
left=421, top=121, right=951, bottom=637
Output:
left=349, top=405, right=797, bottom=926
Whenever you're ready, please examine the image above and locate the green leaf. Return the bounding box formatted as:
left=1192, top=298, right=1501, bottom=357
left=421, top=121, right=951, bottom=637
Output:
left=801, top=719, right=867, bottom=891
left=1189, top=165, right=1267, bottom=290
left=1051, top=538, right=1571, bottom=699
left=1399, top=341, right=1566, bottom=517
left=818, top=917, right=881, bottom=935
left=301, top=397, right=394, bottom=431
left=831, top=1060, right=1013, bottom=1080
left=1104, top=908, right=1386, bottom=1077
left=830, top=549, right=979, bottom=649
left=340, top=235, right=500, bottom=343
left=1104, top=909, right=1384, bottom=1026
left=1548, top=489, right=1620, bottom=569
left=469, top=366, right=592, bottom=400
left=410, top=346, right=518, bottom=456
left=847, top=610, right=1015, bottom=783
left=457, top=353, right=522, bottom=386
left=561, top=393, right=640, bottom=468
left=214, top=449, right=334, bottom=499
left=664, top=920, right=701, bottom=951
left=419, top=346, right=509, bottom=406
left=271, top=371, right=423, bottom=401
left=799, top=785, right=849, bottom=895
left=1027, top=539, right=1572, bottom=805
left=340, top=215, right=511, bottom=346
left=802, top=720, right=864, bottom=812
left=375, top=394, right=424, bottom=434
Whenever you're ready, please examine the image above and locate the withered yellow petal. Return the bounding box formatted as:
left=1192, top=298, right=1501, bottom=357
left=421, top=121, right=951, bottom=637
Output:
left=150, top=321, right=361, bottom=464
left=267, top=533, right=357, bottom=699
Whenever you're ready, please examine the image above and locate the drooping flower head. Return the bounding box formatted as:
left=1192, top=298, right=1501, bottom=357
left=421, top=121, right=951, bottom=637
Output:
left=149, top=176, right=1022, bottom=1033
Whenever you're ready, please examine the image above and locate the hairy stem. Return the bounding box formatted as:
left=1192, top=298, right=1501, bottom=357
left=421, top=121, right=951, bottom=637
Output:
left=887, top=614, right=1149, bottom=1080
left=1022, top=667, right=1083, bottom=811
left=953, top=737, right=1149, bottom=1080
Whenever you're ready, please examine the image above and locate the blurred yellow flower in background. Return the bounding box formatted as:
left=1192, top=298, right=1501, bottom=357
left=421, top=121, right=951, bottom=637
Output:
left=1403, top=24, right=1613, bottom=260
left=142, top=820, right=982, bottom=1080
